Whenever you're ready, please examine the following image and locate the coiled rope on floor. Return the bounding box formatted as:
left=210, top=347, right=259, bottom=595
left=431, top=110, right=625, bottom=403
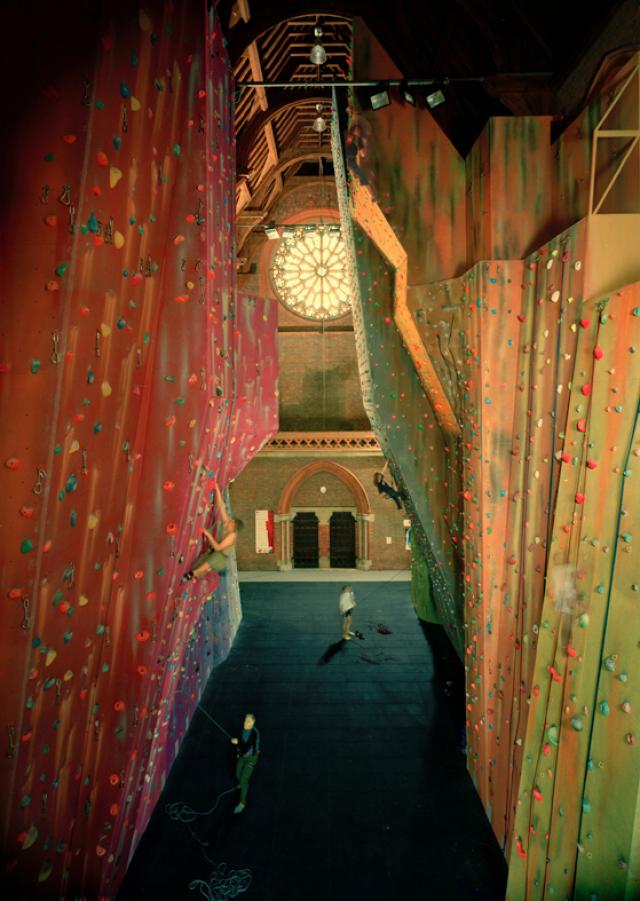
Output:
left=165, top=705, right=252, bottom=899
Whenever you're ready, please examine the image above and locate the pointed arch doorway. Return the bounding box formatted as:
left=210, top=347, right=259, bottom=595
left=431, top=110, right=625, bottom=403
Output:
left=275, top=461, right=374, bottom=571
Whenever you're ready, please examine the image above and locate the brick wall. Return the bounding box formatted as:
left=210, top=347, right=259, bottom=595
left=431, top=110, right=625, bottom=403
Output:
left=229, top=457, right=410, bottom=570
left=278, top=331, right=370, bottom=430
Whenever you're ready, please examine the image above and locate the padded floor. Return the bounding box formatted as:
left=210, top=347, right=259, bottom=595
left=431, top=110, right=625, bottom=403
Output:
left=119, top=581, right=507, bottom=900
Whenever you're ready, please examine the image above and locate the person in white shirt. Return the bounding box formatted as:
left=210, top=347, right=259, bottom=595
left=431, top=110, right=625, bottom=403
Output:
left=338, top=585, right=357, bottom=640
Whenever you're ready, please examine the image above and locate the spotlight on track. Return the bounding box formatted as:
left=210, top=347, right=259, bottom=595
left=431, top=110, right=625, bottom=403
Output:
left=425, top=83, right=446, bottom=109
left=399, top=80, right=416, bottom=106
left=264, top=223, right=280, bottom=240
left=369, top=82, right=391, bottom=111
left=309, top=26, right=327, bottom=66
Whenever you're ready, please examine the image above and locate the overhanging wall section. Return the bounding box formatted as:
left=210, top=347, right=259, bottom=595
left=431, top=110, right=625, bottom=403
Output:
left=0, top=4, right=277, bottom=897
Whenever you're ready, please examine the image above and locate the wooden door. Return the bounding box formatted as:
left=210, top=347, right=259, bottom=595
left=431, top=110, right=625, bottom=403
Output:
left=329, top=512, right=356, bottom=567
left=292, top=512, right=319, bottom=568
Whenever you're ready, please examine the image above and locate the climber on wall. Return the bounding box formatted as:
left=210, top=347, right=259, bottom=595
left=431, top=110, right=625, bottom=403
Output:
left=183, top=482, right=244, bottom=581
left=373, top=471, right=405, bottom=511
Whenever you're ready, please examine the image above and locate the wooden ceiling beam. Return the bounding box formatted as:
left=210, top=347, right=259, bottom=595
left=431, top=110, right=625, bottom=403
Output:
left=246, top=41, right=268, bottom=111
left=236, top=90, right=331, bottom=166
left=236, top=178, right=253, bottom=214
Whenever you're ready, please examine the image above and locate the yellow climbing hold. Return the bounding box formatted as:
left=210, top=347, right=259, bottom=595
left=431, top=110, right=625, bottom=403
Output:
left=114, top=231, right=125, bottom=249
left=100, top=323, right=111, bottom=337
left=69, top=440, right=80, bottom=454
left=139, top=9, right=152, bottom=31
left=101, top=381, right=112, bottom=397
left=46, top=649, right=57, bottom=667
left=79, top=594, right=89, bottom=607
left=38, top=860, right=53, bottom=882
left=63, top=669, right=74, bottom=681
left=22, top=825, right=38, bottom=850
left=189, top=419, right=197, bottom=429
left=87, top=514, right=99, bottom=530
left=109, top=166, right=123, bottom=188
left=130, top=96, right=141, bottom=112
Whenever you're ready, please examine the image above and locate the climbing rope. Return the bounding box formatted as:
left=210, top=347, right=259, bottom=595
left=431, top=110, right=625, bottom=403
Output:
left=165, top=705, right=252, bottom=899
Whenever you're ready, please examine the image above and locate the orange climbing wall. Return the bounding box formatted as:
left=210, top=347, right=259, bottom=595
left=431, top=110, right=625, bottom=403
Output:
left=347, top=19, right=640, bottom=897
left=0, top=2, right=277, bottom=897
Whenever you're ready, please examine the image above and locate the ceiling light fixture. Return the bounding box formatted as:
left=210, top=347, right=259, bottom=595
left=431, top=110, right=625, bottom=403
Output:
left=309, top=26, right=327, bottom=66
left=312, top=102, right=327, bottom=133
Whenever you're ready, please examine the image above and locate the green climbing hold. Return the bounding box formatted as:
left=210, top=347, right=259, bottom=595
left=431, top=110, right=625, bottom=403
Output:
left=598, top=700, right=610, bottom=715
left=31, top=360, right=41, bottom=374
left=571, top=715, right=584, bottom=731
left=172, top=143, right=181, bottom=157
left=20, top=539, right=33, bottom=554
left=54, top=263, right=69, bottom=277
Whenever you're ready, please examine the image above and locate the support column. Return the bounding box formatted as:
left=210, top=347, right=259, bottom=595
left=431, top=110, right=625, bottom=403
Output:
left=316, top=508, right=333, bottom=569
left=274, top=513, right=293, bottom=571
left=356, top=512, right=375, bottom=570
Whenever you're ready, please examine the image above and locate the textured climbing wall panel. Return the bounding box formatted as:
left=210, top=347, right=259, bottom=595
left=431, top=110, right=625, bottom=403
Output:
left=331, top=94, right=464, bottom=652
left=350, top=230, right=464, bottom=650
left=412, top=223, right=588, bottom=849
left=505, top=281, right=640, bottom=899
left=0, top=3, right=277, bottom=897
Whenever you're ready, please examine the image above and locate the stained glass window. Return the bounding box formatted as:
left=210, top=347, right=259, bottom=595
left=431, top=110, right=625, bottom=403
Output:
left=270, top=225, right=351, bottom=320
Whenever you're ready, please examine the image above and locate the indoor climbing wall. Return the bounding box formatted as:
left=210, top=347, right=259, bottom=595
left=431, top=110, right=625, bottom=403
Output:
left=344, top=20, right=640, bottom=897
left=0, top=3, right=277, bottom=898
left=331, top=90, right=465, bottom=654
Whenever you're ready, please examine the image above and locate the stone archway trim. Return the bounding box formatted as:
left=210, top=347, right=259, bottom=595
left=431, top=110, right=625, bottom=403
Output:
left=277, top=460, right=371, bottom=515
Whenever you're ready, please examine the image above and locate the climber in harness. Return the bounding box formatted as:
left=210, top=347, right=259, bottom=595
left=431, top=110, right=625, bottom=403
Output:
left=373, top=471, right=405, bottom=510
left=183, top=481, right=243, bottom=581
left=230, top=713, right=260, bottom=814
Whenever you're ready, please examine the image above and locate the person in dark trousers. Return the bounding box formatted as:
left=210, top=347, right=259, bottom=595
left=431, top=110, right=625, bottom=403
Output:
left=373, top=472, right=404, bottom=510
left=230, top=713, right=260, bottom=814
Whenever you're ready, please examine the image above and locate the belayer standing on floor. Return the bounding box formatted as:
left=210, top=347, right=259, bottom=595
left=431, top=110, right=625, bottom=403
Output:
left=230, top=713, right=260, bottom=814
left=184, top=482, right=243, bottom=581
left=373, top=471, right=404, bottom=510
left=339, top=584, right=357, bottom=640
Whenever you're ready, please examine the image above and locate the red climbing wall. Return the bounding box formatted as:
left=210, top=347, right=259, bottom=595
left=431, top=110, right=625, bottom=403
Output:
left=0, top=2, right=277, bottom=897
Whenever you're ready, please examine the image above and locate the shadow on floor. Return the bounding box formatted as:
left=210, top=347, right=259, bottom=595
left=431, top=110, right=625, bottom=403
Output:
left=318, top=639, right=347, bottom=665
left=119, top=582, right=506, bottom=901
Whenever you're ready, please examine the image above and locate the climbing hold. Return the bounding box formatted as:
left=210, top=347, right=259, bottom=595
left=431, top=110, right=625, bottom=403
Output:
left=96, top=151, right=108, bottom=167
left=20, top=539, right=33, bottom=554
left=21, top=824, right=39, bottom=849
left=109, top=167, right=123, bottom=188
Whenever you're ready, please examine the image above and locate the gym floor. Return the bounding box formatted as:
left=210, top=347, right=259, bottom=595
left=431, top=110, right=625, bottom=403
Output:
left=118, top=579, right=507, bottom=901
